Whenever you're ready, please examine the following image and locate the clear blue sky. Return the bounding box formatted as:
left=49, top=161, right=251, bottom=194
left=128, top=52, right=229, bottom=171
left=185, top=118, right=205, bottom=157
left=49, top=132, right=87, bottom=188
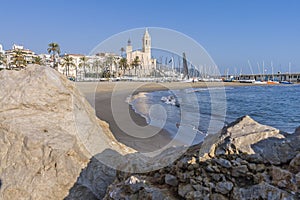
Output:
left=1, top=0, right=300, bottom=73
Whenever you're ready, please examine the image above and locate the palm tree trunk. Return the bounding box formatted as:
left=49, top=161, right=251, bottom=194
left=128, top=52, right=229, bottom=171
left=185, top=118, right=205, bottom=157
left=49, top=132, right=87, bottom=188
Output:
left=75, top=66, right=78, bottom=81
left=53, top=54, right=56, bottom=69
left=84, top=63, right=86, bottom=79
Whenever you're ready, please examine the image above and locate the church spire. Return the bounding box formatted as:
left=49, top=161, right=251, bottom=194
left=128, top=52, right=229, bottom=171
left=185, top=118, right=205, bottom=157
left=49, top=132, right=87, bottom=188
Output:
left=127, top=38, right=131, bottom=46
left=142, top=28, right=151, bottom=54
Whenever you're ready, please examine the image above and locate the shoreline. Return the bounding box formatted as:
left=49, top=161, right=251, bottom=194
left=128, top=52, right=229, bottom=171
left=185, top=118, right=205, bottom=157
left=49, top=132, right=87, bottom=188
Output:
left=75, top=81, right=296, bottom=151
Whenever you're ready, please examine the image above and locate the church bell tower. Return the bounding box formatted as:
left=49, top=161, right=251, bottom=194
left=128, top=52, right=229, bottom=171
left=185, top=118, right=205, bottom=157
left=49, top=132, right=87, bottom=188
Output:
left=142, top=28, right=151, bottom=56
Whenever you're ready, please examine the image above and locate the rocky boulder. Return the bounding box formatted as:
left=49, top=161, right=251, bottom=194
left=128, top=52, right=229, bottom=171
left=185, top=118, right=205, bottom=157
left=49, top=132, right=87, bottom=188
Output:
left=198, top=115, right=300, bottom=165
left=199, top=115, right=285, bottom=160
left=103, top=116, right=300, bottom=200
left=0, top=65, right=133, bottom=200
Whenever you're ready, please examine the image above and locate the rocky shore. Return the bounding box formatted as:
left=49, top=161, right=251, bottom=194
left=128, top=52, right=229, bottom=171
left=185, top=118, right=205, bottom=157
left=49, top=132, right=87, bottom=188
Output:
left=0, top=65, right=299, bottom=199
left=104, top=116, right=300, bottom=199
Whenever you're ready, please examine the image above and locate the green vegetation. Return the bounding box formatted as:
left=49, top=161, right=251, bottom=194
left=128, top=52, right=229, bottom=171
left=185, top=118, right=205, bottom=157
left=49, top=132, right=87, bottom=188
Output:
left=33, top=56, right=43, bottom=65
left=131, top=56, right=140, bottom=76
left=12, top=49, right=27, bottom=69
left=79, top=56, right=88, bottom=78
left=119, top=57, right=128, bottom=75
left=47, top=42, right=60, bottom=69
left=62, top=55, right=75, bottom=77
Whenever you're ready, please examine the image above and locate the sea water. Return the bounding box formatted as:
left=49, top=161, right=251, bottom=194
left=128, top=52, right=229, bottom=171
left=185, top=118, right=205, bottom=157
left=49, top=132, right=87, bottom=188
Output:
left=129, top=85, right=300, bottom=144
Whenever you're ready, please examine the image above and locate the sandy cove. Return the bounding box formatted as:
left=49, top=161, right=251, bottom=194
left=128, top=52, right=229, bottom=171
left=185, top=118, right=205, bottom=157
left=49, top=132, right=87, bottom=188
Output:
left=75, top=81, right=256, bottom=152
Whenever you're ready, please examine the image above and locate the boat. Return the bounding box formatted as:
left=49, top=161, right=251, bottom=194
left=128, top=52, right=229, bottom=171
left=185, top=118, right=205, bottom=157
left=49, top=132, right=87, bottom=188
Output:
left=280, top=81, right=293, bottom=84
left=239, top=79, right=255, bottom=83
left=280, top=62, right=293, bottom=84
left=254, top=80, right=267, bottom=84
left=182, top=77, right=199, bottom=83
left=267, top=62, right=279, bottom=85
left=267, top=80, right=279, bottom=85
left=161, top=95, right=180, bottom=107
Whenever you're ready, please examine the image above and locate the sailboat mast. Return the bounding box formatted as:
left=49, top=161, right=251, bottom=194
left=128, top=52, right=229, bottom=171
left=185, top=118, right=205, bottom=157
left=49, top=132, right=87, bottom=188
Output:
left=271, top=61, right=274, bottom=80
left=289, top=62, right=291, bottom=82
left=263, top=61, right=265, bottom=81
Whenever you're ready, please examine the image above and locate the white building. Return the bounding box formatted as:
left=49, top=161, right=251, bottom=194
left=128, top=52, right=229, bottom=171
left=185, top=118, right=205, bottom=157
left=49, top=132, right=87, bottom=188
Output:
left=38, top=54, right=52, bottom=67
left=12, top=44, right=24, bottom=50
left=0, top=44, right=4, bottom=69
left=126, top=28, right=156, bottom=76
left=0, top=44, right=4, bottom=54
left=5, top=44, right=37, bottom=68
left=58, top=54, right=84, bottom=78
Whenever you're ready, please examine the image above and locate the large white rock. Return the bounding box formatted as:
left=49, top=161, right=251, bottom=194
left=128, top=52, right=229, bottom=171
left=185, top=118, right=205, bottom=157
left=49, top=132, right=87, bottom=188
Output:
left=0, top=65, right=133, bottom=200
left=199, top=115, right=285, bottom=160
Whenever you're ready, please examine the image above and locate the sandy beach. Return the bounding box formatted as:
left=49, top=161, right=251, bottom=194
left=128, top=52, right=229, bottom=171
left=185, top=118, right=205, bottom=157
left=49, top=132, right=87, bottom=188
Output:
left=75, top=81, right=257, bottom=152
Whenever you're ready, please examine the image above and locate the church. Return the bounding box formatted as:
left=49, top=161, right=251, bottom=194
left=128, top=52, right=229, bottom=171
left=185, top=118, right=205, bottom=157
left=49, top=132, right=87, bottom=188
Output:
left=126, top=28, right=156, bottom=76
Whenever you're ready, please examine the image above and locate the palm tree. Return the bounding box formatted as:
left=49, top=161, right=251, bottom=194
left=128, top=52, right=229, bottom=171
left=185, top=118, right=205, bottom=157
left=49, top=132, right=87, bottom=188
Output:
left=79, top=56, right=88, bottom=79
left=131, top=56, right=140, bottom=76
left=0, top=53, right=3, bottom=63
left=105, top=55, right=116, bottom=77
left=62, top=55, right=75, bottom=77
left=0, top=53, right=5, bottom=67
left=47, top=42, right=60, bottom=69
left=0, top=54, right=9, bottom=69
left=93, top=59, right=102, bottom=78
left=119, top=57, right=128, bottom=76
left=12, top=49, right=26, bottom=69
left=33, top=56, right=43, bottom=65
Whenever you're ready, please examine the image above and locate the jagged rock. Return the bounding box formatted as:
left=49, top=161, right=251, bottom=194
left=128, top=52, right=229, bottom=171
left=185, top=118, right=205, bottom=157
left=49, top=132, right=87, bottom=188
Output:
left=231, top=165, right=248, bottom=177
left=102, top=116, right=299, bottom=199
left=214, top=158, right=232, bottom=168
left=186, top=190, right=205, bottom=200
left=289, top=152, right=300, bottom=173
left=199, top=115, right=285, bottom=160
left=0, top=66, right=134, bottom=200
left=251, top=136, right=298, bottom=165
left=215, top=181, right=233, bottom=194
left=232, top=182, right=294, bottom=200
left=211, top=193, right=228, bottom=200
left=101, top=116, right=300, bottom=199
left=256, top=163, right=265, bottom=172
left=191, top=184, right=209, bottom=193
left=165, top=174, right=178, bottom=186
left=235, top=158, right=248, bottom=165
left=211, top=173, right=223, bottom=182
left=178, top=184, right=194, bottom=198
left=295, top=172, right=300, bottom=187
left=65, top=156, right=117, bottom=199
left=188, top=156, right=197, bottom=165
left=103, top=175, right=177, bottom=200
left=205, top=164, right=215, bottom=173
left=271, top=166, right=297, bottom=191
left=124, top=176, right=146, bottom=193
left=247, top=163, right=256, bottom=171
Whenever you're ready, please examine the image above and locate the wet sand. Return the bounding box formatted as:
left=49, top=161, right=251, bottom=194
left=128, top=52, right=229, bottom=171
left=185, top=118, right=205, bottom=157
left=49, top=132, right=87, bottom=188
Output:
left=75, top=81, right=255, bottom=152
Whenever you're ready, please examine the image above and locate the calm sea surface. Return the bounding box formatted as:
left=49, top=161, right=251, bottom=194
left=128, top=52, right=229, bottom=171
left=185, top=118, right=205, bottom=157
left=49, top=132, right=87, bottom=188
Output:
left=130, top=84, right=300, bottom=144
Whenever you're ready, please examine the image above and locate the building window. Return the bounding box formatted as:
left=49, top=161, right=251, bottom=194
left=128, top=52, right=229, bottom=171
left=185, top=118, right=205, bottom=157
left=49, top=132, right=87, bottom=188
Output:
left=146, top=40, right=147, bottom=45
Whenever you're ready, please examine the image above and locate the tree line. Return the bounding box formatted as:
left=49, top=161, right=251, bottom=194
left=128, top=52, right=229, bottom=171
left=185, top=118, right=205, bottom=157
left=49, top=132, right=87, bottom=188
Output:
left=0, top=43, right=143, bottom=79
